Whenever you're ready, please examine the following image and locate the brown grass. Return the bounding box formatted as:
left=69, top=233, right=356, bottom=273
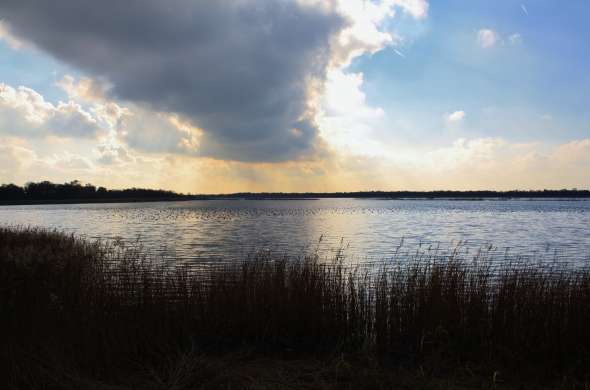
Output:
left=1, top=227, right=589, bottom=389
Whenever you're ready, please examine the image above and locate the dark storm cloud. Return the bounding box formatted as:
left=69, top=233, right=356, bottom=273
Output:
left=0, top=0, right=345, bottom=161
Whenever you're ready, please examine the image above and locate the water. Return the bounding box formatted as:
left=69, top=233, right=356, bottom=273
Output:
left=1, top=198, right=589, bottom=266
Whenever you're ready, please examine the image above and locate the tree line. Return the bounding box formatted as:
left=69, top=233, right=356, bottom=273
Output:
left=0, top=181, right=186, bottom=202
left=1, top=180, right=589, bottom=203
left=222, top=189, right=590, bottom=199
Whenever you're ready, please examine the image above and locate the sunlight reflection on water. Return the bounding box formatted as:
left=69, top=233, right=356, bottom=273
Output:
left=1, top=198, right=589, bottom=266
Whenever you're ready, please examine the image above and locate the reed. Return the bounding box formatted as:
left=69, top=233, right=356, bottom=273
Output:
left=1, top=227, right=589, bottom=388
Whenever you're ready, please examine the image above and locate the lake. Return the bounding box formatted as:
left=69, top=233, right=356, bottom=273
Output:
left=1, top=198, right=589, bottom=266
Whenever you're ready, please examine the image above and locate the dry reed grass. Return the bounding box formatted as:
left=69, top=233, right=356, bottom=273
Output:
left=1, top=227, right=589, bottom=389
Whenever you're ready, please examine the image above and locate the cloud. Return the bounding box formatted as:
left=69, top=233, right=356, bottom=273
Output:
left=45, top=151, right=94, bottom=171
left=326, top=137, right=590, bottom=191
left=240, top=137, right=590, bottom=192
left=552, top=139, right=590, bottom=167
left=117, top=109, right=202, bottom=156
left=1, top=133, right=589, bottom=192
left=393, top=0, right=429, bottom=19
left=0, top=0, right=350, bottom=162
left=0, top=20, right=27, bottom=50
left=387, top=137, right=590, bottom=190
left=445, top=110, right=466, bottom=124
left=318, top=68, right=386, bottom=156
left=0, top=83, right=104, bottom=139
left=331, top=0, right=427, bottom=67
left=509, top=33, right=523, bottom=45
left=0, top=135, right=164, bottom=189
left=521, top=4, right=528, bottom=16
left=57, top=76, right=220, bottom=158
left=95, top=142, right=134, bottom=165
left=316, top=0, right=427, bottom=159
left=477, top=29, right=499, bottom=48
left=477, top=30, right=522, bottom=49
left=0, top=0, right=430, bottom=162
left=56, top=75, right=108, bottom=103
left=0, top=139, right=37, bottom=183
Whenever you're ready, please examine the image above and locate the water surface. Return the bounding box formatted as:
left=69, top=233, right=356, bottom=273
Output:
left=1, top=198, right=589, bottom=265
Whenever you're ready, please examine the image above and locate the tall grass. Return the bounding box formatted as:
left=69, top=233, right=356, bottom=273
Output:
left=1, top=227, right=589, bottom=388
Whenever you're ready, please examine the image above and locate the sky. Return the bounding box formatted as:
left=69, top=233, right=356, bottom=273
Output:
left=0, top=0, right=588, bottom=193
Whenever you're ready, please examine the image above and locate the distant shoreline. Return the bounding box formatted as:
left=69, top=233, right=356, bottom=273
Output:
left=2, top=180, right=590, bottom=205
left=0, top=197, right=196, bottom=206
left=1, top=195, right=590, bottom=206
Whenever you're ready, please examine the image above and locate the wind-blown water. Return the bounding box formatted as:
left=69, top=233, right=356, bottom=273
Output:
left=1, top=198, right=589, bottom=265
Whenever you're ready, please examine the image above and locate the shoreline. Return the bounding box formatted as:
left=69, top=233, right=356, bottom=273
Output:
left=1, top=196, right=590, bottom=206
left=0, top=197, right=197, bottom=206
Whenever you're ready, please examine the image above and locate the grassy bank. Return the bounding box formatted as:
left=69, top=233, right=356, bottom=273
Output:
left=1, top=227, right=589, bottom=389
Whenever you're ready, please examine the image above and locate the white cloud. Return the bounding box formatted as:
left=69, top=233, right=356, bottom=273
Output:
left=117, top=109, right=202, bottom=156
left=552, top=139, right=590, bottom=166
left=322, top=70, right=384, bottom=119
left=319, top=68, right=386, bottom=156
left=16, top=76, right=201, bottom=158
left=0, top=140, right=37, bottom=183
left=318, top=0, right=428, bottom=158
left=445, top=110, right=466, bottom=124
left=333, top=137, right=590, bottom=191
left=477, top=30, right=522, bottom=49
left=95, top=142, right=134, bottom=166
left=477, top=29, right=499, bottom=48
left=0, top=135, right=168, bottom=189
left=426, top=138, right=508, bottom=171
left=56, top=75, right=108, bottom=103
left=393, top=0, right=429, bottom=19
left=417, top=137, right=590, bottom=189
left=332, top=0, right=427, bottom=67
left=1, top=133, right=589, bottom=193
left=58, top=76, right=206, bottom=158
left=44, top=151, right=94, bottom=171
left=509, top=33, right=523, bottom=45
left=0, top=83, right=103, bottom=139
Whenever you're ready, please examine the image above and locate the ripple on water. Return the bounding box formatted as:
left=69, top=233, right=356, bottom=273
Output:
left=1, top=198, right=589, bottom=266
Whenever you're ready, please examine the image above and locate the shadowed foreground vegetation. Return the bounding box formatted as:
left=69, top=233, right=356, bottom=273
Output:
left=1, top=227, right=589, bottom=389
